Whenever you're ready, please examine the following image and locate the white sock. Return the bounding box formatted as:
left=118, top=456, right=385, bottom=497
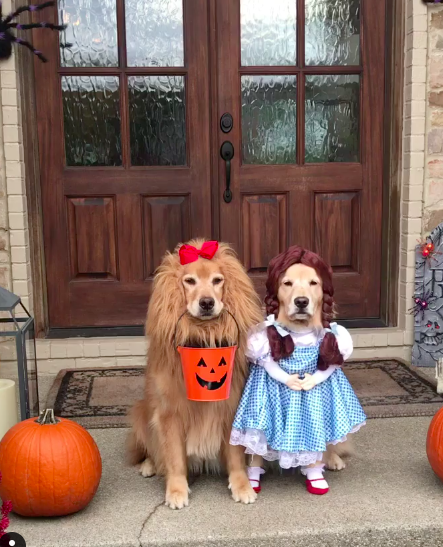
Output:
left=301, top=464, right=328, bottom=489
left=247, top=466, right=265, bottom=484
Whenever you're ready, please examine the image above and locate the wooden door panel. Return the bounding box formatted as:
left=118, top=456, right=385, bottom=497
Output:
left=67, top=197, right=118, bottom=280
left=142, top=195, right=191, bottom=279
left=242, top=194, right=288, bottom=272
left=313, top=192, right=360, bottom=272
left=69, top=283, right=149, bottom=327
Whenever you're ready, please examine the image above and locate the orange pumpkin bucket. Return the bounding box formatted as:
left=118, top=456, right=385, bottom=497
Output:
left=176, top=311, right=239, bottom=402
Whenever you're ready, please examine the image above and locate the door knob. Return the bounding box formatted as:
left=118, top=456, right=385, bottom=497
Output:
left=220, top=141, right=234, bottom=203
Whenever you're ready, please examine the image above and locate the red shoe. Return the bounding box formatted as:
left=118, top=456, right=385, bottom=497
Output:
left=250, top=479, right=261, bottom=493
left=305, top=478, right=329, bottom=495
left=247, top=467, right=264, bottom=493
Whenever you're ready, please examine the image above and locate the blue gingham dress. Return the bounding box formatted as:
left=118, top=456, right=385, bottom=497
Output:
left=230, top=325, right=366, bottom=468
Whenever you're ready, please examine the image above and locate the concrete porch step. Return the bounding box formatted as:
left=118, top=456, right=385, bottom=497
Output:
left=7, top=416, right=443, bottom=547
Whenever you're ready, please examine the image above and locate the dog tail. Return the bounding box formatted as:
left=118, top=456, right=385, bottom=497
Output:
left=126, top=400, right=150, bottom=466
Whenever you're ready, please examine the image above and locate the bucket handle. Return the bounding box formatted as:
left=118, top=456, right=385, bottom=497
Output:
left=174, top=309, right=240, bottom=349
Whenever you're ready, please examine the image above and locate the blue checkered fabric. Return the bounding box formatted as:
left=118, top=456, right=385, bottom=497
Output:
left=232, top=343, right=367, bottom=453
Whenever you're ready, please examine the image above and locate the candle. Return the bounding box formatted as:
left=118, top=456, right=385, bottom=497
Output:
left=0, top=379, right=19, bottom=440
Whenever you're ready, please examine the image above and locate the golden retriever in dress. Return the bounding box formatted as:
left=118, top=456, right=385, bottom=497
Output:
left=273, top=262, right=353, bottom=470
left=127, top=240, right=263, bottom=509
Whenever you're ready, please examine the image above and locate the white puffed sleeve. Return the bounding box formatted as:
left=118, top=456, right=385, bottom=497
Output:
left=245, top=324, right=291, bottom=384
left=245, top=325, right=271, bottom=363
left=331, top=323, right=354, bottom=361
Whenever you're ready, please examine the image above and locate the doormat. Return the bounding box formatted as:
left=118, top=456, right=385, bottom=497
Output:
left=45, top=361, right=443, bottom=429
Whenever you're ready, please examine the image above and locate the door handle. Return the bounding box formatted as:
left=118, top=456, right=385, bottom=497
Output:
left=220, top=141, right=234, bottom=203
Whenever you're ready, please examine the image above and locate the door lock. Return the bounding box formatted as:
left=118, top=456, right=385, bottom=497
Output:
left=220, top=113, right=233, bottom=133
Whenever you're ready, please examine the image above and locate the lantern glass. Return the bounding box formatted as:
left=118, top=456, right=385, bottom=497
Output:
left=0, top=286, right=39, bottom=419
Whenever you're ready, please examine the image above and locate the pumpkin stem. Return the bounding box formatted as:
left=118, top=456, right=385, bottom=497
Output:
left=36, top=408, right=60, bottom=425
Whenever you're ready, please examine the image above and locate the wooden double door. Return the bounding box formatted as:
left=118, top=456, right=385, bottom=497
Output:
left=34, top=0, right=386, bottom=330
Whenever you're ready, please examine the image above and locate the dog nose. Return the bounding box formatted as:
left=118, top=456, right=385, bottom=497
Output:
left=294, top=297, right=309, bottom=309
left=199, top=297, right=215, bottom=311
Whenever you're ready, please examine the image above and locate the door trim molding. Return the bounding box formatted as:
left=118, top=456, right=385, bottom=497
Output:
left=380, top=0, right=405, bottom=327
left=17, top=37, right=48, bottom=338
left=23, top=0, right=405, bottom=336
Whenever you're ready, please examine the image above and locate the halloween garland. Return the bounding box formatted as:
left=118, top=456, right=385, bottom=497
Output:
left=0, top=1, right=70, bottom=63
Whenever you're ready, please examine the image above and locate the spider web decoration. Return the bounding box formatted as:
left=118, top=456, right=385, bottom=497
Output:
left=0, top=1, right=70, bottom=63
left=412, top=222, right=443, bottom=367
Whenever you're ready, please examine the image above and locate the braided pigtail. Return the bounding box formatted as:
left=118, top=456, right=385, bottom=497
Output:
left=318, top=285, right=343, bottom=371
left=318, top=332, right=343, bottom=371
left=265, top=293, right=294, bottom=360
left=267, top=325, right=295, bottom=361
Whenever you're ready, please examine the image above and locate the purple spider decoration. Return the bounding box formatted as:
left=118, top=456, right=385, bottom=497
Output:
left=409, top=290, right=438, bottom=320
left=0, top=1, right=70, bottom=63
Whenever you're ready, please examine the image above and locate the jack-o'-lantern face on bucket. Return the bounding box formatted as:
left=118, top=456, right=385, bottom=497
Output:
left=178, top=346, right=237, bottom=401
left=195, top=356, right=228, bottom=391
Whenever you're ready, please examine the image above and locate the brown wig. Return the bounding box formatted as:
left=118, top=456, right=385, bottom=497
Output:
left=264, top=246, right=343, bottom=370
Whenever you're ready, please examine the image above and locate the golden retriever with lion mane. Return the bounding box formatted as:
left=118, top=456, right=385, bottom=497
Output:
left=127, top=239, right=263, bottom=509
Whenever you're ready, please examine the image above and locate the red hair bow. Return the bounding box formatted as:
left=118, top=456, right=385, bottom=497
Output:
left=179, top=241, right=219, bottom=265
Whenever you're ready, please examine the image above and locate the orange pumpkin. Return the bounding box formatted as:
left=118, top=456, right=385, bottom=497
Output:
left=427, top=407, right=443, bottom=481
left=0, top=409, right=102, bottom=517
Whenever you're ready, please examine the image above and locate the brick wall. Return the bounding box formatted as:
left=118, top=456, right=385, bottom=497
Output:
left=0, top=1, right=32, bottom=312
left=0, top=0, right=434, bottom=377
left=424, top=5, right=443, bottom=232
left=401, top=0, right=429, bottom=349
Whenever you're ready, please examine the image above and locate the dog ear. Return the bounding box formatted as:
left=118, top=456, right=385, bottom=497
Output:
left=145, top=251, right=184, bottom=345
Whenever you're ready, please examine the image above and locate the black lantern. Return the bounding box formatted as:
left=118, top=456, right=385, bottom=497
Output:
left=0, top=286, right=39, bottom=419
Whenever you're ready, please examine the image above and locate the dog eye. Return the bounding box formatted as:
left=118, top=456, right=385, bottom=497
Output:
left=213, top=277, right=223, bottom=285
left=310, top=281, right=318, bottom=286
left=283, top=281, right=292, bottom=287
left=184, top=278, right=196, bottom=285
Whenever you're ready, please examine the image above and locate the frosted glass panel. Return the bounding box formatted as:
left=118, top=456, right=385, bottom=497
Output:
left=128, top=76, right=186, bottom=166
left=58, top=0, right=118, bottom=67
left=242, top=75, right=297, bottom=165
left=305, top=75, right=360, bottom=163
left=62, top=76, right=121, bottom=166
left=241, top=0, right=296, bottom=66
left=305, top=0, right=360, bottom=66
left=126, top=0, right=184, bottom=67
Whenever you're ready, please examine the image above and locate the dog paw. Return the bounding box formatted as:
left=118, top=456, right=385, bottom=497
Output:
left=139, top=458, right=156, bottom=477
left=165, top=478, right=190, bottom=510
left=324, top=452, right=346, bottom=471
left=229, top=478, right=257, bottom=505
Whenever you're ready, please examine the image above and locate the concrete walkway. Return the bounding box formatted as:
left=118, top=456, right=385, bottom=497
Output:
left=7, top=415, right=443, bottom=547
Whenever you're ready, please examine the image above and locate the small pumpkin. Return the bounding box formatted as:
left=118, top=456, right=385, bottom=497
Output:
left=0, top=409, right=102, bottom=517
left=427, top=406, right=443, bottom=481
